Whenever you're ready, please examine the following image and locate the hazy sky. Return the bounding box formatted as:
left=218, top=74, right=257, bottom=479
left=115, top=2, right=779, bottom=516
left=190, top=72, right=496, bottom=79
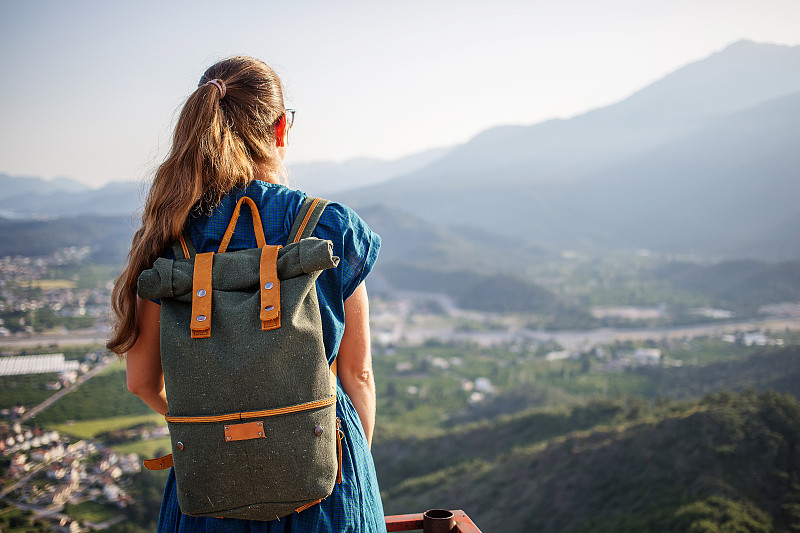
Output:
left=1, top=0, right=798, bottom=187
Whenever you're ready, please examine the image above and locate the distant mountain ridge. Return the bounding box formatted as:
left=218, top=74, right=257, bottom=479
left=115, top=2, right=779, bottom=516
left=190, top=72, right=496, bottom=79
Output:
left=0, top=176, right=146, bottom=219
left=339, top=40, right=800, bottom=259
left=2, top=40, right=798, bottom=259
left=0, top=174, right=92, bottom=217
left=0, top=174, right=89, bottom=201
left=392, top=39, right=800, bottom=185
left=287, top=146, right=453, bottom=195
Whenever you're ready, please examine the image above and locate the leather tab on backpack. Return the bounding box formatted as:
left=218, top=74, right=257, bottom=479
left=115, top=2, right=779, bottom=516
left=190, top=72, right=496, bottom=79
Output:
left=224, top=421, right=268, bottom=442
left=143, top=453, right=173, bottom=470
left=191, top=252, right=214, bottom=338
left=259, top=246, right=281, bottom=330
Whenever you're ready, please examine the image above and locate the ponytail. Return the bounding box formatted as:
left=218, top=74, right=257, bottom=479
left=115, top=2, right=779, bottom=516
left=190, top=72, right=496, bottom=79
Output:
left=107, top=57, right=285, bottom=355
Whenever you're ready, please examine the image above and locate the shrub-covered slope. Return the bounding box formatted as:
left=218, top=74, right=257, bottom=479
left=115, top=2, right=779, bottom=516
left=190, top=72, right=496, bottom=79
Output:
left=379, top=390, right=800, bottom=532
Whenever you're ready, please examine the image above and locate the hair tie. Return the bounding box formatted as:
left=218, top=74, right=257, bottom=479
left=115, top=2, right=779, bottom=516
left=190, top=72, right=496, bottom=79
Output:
left=204, top=79, right=226, bottom=99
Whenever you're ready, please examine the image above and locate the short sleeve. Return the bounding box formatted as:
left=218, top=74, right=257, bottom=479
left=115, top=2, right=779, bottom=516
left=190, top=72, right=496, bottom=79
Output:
left=314, top=202, right=381, bottom=301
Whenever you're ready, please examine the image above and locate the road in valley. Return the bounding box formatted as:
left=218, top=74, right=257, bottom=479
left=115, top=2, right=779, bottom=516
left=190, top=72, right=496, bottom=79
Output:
left=400, top=316, right=800, bottom=351
left=20, top=357, right=118, bottom=422
left=0, top=329, right=108, bottom=349
left=3, top=315, right=799, bottom=357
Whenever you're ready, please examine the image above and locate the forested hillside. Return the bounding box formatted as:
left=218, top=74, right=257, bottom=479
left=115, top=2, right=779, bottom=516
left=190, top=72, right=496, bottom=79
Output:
left=0, top=215, right=134, bottom=263
left=378, top=389, right=800, bottom=532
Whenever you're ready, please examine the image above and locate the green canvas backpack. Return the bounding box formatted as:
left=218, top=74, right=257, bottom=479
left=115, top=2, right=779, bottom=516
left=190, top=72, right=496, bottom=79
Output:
left=136, top=195, right=342, bottom=520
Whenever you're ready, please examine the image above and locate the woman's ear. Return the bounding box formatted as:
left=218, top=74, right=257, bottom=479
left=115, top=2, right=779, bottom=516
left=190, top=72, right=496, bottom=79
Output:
left=275, top=115, right=287, bottom=147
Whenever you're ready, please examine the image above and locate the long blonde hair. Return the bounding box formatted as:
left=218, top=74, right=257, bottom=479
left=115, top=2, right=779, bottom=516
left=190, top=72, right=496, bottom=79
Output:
left=107, top=57, right=286, bottom=355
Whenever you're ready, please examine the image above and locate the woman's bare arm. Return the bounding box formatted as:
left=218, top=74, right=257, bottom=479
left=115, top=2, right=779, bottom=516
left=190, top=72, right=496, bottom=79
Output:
left=337, top=282, right=376, bottom=448
left=125, top=298, right=169, bottom=415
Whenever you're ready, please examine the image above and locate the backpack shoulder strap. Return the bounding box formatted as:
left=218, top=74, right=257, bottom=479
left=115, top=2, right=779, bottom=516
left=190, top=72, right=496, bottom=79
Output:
left=171, top=227, right=197, bottom=260
left=287, top=196, right=329, bottom=244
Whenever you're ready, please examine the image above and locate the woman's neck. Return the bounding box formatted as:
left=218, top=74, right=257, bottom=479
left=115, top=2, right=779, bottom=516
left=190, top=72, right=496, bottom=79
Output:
left=253, top=162, right=280, bottom=184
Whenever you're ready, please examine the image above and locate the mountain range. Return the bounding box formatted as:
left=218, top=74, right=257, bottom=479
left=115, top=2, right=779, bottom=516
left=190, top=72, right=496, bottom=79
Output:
left=1, top=39, right=798, bottom=260
left=338, top=40, right=800, bottom=259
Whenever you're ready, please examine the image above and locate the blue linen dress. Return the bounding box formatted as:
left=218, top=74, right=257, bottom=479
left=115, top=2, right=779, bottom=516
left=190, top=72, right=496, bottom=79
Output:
left=156, top=181, right=387, bottom=533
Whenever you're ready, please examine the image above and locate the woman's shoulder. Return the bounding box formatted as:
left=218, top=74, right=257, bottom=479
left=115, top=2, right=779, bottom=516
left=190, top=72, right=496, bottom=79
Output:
left=313, top=199, right=381, bottom=300
left=309, top=196, right=379, bottom=249
left=188, top=180, right=379, bottom=251
left=231, top=180, right=365, bottom=217
left=240, top=180, right=306, bottom=211
left=238, top=181, right=364, bottom=227
left=254, top=180, right=375, bottom=238
left=317, top=201, right=370, bottom=233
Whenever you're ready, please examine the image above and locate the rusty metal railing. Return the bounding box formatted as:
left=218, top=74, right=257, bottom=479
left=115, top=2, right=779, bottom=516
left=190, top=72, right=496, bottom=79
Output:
left=385, top=509, right=483, bottom=532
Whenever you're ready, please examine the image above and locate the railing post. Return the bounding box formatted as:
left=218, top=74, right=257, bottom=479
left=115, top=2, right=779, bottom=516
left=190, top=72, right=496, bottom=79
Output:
left=385, top=509, right=482, bottom=532
left=423, top=509, right=456, bottom=533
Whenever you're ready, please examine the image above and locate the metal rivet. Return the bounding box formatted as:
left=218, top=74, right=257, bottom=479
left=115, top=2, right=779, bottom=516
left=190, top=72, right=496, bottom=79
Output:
left=226, top=436, right=232, bottom=441
left=257, top=422, right=262, bottom=426
left=196, top=315, right=207, bottom=322
left=264, top=282, right=273, bottom=290
left=196, top=289, right=206, bottom=297
left=264, top=305, right=274, bottom=312
left=314, top=426, right=324, bottom=436
left=177, top=441, right=185, bottom=451
left=224, top=426, right=229, bottom=430
left=258, top=432, right=263, bottom=436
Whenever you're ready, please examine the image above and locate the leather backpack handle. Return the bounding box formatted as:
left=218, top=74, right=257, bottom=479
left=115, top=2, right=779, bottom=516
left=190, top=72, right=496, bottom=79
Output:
left=218, top=196, right=267, bottom=253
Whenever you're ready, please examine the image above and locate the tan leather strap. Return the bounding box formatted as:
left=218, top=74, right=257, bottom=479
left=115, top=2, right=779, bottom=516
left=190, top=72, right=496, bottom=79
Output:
left=259, top=245, right=281, bottom=330
left=291, top=197, right=322, bottom=244
left=172, top=227, right=197, bottom=260
left=178, top=234, right=190, bottom=259
left=190, top=252, right=214, bottom=338
left=219, top=196, right=267, bottom=253
left=295, top=498, right=325, bottom=514
left=143, top=453, right=173, bottom=471
left=336, top=417, right=344, bottom=484
left=164, top=395, right=336, bottom=424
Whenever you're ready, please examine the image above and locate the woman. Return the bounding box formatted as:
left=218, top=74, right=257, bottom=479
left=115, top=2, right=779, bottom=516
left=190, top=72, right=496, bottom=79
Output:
left=107, top=56, right=386, bottom=532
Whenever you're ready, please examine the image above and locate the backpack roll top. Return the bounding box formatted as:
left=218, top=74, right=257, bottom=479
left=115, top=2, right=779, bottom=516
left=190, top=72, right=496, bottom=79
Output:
left=136, top=196, right=343, bottom=521
left=138, top=237, right=339, bottom=304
